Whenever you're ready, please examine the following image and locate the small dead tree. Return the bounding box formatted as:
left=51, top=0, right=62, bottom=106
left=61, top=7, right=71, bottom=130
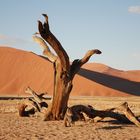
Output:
left=32, top=14, right=101, bottom=120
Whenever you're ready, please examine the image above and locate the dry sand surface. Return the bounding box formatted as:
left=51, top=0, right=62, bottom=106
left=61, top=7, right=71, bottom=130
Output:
left=1, top=96, right=140, bottom=140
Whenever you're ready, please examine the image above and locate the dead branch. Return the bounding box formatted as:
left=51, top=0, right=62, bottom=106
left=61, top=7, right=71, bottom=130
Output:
left=115, top=102, right=140, bottom=127
left=64, top=102, right=140, bottom=127
left=18, top=103, right=35, bottom=117
left=32, top=35, right=57, bottom=62
left=38, top=14, right=70, bottom=72
left=64, top=107, right=74, bottom=127
left=70, top=49, right=102, bottom=79
left=18, top=87, right=48, bottom=117
left=28, top=98, right=41, bottom=112
left=25, top=87, right=48, bottom=103
left=79, top=49, right=102, bottom=66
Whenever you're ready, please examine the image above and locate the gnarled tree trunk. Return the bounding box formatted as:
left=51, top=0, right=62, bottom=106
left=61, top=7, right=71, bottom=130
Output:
left=33, top=14, right=101, bottom=120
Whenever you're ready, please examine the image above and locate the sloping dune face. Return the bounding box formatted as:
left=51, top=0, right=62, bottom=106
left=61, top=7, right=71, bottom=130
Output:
left=0, top=46, right=54, bottom=96
left=0, top=46, right=140, bottom=97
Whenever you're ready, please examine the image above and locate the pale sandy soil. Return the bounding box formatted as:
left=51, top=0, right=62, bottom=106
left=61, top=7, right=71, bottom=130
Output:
left=0, top=96, right=140, bottom=140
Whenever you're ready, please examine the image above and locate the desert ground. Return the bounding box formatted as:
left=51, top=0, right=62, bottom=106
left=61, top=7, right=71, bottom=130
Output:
left=1, top=96, right=140, bottom=140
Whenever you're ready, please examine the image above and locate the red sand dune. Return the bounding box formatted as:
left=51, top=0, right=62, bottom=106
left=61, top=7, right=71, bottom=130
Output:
left=0, top=46, right=140, bottom=97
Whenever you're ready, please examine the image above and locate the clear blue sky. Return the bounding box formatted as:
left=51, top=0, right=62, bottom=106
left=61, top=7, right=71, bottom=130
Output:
left=0, top=0, right=140, bottom=70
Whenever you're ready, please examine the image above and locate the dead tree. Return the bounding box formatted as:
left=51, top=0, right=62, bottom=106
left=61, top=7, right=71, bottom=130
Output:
left=19, top=15, right=140, bottom=128
left=64, top=102, right=140, bottom=127
left=32, top=14, right=101, bottom=120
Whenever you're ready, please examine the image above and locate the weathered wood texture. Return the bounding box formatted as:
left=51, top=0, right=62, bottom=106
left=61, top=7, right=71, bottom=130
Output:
left=18, top=88, right=140, bottom=128
left=18, top=87, right=48, bottom=117
left=64, top=102, right=140, bottom=127
left=33, top=14, right=101, bottom=120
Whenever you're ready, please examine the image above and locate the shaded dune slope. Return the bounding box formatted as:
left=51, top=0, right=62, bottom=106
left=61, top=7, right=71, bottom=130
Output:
left=0, top=46, right=140, bottom=96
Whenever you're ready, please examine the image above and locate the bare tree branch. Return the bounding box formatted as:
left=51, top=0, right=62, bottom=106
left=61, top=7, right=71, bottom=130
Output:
left=33, top=35, right=57, bottom=62
left=38, top=14, right=70, bottom=72
left=116, top=102, right=140, bottom=127
left=18, top=103, right=35, bottom=117
left=25, top=87, right=42, bottom=103
left=70, top=49, right=101, bottom=79
left=64, top=103, right=140, bottom=127
left=79, top=49, right=101, bottom=66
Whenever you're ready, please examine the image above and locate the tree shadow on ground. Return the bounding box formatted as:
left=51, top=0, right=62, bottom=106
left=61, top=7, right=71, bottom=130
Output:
left=101, top=119, right=133, bottom=125
left=78, top=68, right=140, bottom=96
left=97, top=125, right=123, bottom=130
left=97, top=120, right=133, bottom=130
